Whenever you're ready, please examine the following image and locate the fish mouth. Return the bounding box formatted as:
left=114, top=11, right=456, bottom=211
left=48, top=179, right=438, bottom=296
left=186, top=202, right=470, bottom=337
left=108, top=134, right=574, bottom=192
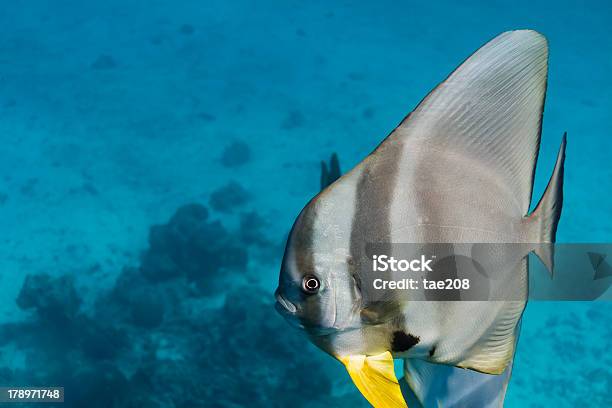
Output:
left=274, top=289, right=297, bottom=314
left=274, top=289, right=341, bottom=336
left=274, top=290, right=305, bottom=330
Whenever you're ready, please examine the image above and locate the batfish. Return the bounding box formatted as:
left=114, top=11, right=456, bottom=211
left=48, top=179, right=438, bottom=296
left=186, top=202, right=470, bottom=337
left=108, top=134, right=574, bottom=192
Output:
left=275, top=30, right=565, bottom=407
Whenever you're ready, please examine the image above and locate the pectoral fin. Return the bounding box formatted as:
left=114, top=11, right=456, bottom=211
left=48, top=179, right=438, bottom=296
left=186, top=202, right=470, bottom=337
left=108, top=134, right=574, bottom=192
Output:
left=360, top=301, right=403, bottom=325
left=339, top=352, right=408, bottom=408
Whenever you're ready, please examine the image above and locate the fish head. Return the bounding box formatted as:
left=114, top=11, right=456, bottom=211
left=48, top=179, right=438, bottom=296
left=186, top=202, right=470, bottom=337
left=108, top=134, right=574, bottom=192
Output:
left=275, top=192, right=363, bottom=345
left=276, top=202, right=410, bottom=407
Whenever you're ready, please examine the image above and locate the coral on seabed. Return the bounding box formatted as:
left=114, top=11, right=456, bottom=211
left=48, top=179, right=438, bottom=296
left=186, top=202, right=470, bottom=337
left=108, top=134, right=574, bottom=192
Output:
left=209, top=182, right=250, bottom=213
left=220, top=140, right=251, bottom=168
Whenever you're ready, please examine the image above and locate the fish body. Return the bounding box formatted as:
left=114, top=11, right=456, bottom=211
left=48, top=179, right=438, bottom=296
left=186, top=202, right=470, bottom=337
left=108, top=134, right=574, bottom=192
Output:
left=276, top=30, right=565, bottom=407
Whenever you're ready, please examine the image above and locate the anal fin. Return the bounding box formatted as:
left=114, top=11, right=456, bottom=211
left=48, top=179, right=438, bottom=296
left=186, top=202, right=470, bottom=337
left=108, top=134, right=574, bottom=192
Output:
left=455, top=261, right=527, bottom=375
left=456, top=299, right=525, bottom=375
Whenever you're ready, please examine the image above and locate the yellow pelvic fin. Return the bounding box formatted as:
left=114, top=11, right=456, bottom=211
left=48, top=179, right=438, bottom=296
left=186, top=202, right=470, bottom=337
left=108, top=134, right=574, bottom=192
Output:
left=339, top=352, right=408, bottom=408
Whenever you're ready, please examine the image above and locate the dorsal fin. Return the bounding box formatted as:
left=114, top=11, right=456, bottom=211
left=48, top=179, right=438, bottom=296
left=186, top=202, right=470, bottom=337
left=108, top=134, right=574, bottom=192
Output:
left=385, top=30, right=548, bottom=214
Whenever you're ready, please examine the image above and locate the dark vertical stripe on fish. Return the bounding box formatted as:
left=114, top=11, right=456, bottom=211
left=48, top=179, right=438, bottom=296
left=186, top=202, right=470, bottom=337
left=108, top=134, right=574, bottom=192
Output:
left=349, top=140, right=403, bottom=319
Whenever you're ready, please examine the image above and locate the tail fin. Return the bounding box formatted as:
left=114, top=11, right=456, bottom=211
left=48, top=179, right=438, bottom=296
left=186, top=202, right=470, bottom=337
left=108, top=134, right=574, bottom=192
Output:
left=529, top=133, right=567, bottom=272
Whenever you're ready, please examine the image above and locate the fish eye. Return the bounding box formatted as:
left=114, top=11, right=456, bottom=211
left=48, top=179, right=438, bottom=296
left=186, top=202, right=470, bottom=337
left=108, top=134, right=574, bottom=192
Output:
left=301, top=275, right=320, bottom=294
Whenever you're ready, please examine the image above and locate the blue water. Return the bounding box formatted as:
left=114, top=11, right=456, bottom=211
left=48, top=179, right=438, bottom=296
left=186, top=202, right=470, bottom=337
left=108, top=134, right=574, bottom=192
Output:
left=0, top=1, right=610, bottom=407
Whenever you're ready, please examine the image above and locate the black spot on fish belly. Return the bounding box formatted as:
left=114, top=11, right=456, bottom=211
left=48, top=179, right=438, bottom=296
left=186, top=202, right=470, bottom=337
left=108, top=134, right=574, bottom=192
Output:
left=391, top=331, right=420, bottom=352
left=429, top=346, right=437, bottom=357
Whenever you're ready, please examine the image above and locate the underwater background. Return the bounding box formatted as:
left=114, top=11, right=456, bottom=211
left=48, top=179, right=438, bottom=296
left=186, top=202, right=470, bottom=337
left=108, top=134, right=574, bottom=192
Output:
left=0, top=1, right=610, bottom=407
